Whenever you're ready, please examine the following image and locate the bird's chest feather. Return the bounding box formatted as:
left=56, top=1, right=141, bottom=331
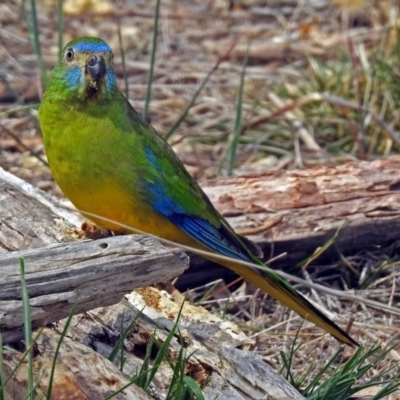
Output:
left=41, top=101, right=150, bottom=224
left=40, top=97, right=195, bottom=240
left=44, top=103, right=128, bottom=182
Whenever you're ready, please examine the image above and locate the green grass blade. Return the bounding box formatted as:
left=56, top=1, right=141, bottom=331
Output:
left=226, top=50, right=248, bottom=176
left=192, top=281, right=221, bottom=305
left=371, top=378, right=400, bottom=400
left=0, top=121, right=48, bottom=166
left=0, top=74, right=40, bottom=127
left=0, top=328, right=44, bottom=393
left=117, top=24, right=129, bottom=100
left=142, top=333, right=168, bottom=391
left=138, top=336, right=154, bottom=389
left=0, top=75, right=45, bottom=165
left=143, top=302, right=186, bottom=391
left=0, top=104, right=39, bottom=119
left=164, top=39, right=237, bottom=141
left=164, top=49, right=231, bottom=141
left=27, top=0, right=48, bottom=86
left=163, top=337, right=203, bottom=400
left=20, top=258, right=34, bottom=400
left=182, top=376, right=204, bottom=400
left=108, top=307, right=145, bottom=371
left=304, top=346, right=345, bottom=396
left=57, top=0, right=64, bottom=52
left=281, top=324, right=304, bottom=383
left=105, top=360, right=166, bottom=400
left=165, top=345, right=185, bottom=399
left=118, top=312, right=126, bottom=372
left=164, top=75, right=210, bottom=141
left=303, top=342, right=400, bottom=400
left=142, top=0, right=161, bottom=121
left=0, top=74, right=28, bottom=107
left=46, top=301, right=79, bottom=400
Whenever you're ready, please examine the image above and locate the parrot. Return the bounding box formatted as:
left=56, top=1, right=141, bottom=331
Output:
left=38, top=37, right=358, bottom=346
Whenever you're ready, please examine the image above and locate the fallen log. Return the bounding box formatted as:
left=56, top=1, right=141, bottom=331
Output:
left=179, top=156, right=400, bottom=288
left=0, top=236, right=188, bottom=343
left=0, top=166, right=82, bottom=252
left=3, top=156, right=400, bottom=279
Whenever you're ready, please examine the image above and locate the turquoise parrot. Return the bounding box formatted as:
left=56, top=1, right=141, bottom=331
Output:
left=38, top=37, right=357, bottom=346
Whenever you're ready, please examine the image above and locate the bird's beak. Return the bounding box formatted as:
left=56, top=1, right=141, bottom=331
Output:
left=86, top=55, right=106, bottom=90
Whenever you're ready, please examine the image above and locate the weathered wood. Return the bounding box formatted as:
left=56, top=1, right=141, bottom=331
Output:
left=0, top=166, right=82, bottom=252
left=2, top=288, right=305, bottom=399
left=54, top=288, right=306, bottom=400
left=13, top=156, right=400, bottom=399
left=0, top=236, right=188, bottom=343
left=4, top=156, right=400, bottom=280
left=2, top=328, right=152, bottom=399
left=0, top=165, right=307, bottom=399
left=180, top=156, right=400, bottom=288
left=208, top=156, right=400, bottom=253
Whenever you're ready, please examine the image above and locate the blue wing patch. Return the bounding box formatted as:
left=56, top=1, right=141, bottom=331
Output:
left=144, top=147, right=251, bottom=261
left=169, top=213, right=250, bottom=261
left=143, top=147, right=251, bottom=262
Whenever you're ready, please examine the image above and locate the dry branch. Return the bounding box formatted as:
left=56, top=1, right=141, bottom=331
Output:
left=0, top=236, right=188, bottom=344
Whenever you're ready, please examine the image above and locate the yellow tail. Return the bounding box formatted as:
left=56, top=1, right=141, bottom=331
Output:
left=209, top=255, right=358, bottom=346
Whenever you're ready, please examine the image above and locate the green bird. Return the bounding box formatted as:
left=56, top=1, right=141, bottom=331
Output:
left=38, top=37, right=358, bottom=346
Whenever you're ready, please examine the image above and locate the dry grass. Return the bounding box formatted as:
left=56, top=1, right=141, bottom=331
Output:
left=1, top=0, right=400, bottom=395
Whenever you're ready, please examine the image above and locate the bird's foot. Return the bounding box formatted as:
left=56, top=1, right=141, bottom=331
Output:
left=80, top=221, right=113, bottom=239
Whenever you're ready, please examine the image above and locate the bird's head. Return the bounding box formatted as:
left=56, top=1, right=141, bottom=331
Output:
left=50, top=37, right=117, bottom=101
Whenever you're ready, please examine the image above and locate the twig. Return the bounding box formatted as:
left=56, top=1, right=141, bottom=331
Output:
left=267, top=91, right=321, bottom=152
left=243, top=92, right=400, bottom=146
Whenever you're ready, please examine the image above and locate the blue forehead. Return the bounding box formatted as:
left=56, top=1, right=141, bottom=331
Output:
left=71, top=41, right=112, bottom=54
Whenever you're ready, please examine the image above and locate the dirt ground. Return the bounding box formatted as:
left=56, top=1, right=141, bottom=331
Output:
left=2, top=0, right=396, bottom=188
left=1, top=0, right=400, bottom=394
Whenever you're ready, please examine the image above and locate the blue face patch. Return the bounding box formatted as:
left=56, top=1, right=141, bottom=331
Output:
left=65, top=65, right=83, bottom=90
left=104, top=69, right=117, bottom=93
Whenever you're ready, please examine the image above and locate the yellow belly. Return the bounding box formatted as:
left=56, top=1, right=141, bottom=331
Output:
left=60, top=178, right=196, bottom=247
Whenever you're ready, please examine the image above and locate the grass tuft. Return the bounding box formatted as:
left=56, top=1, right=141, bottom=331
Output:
left=280, top=340, right=400, bottom=400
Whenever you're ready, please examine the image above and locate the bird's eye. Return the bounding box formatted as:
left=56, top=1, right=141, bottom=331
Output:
left=65, top=48, right=74, bottom=61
